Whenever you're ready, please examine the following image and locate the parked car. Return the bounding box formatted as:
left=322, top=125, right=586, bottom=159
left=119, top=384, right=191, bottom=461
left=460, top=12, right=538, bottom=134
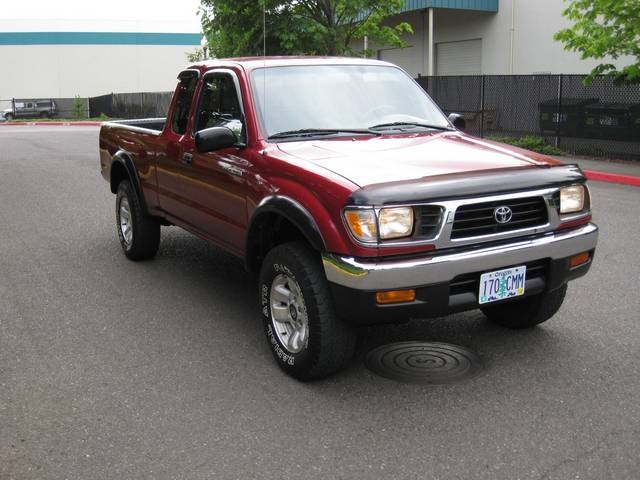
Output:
left=2, top=99, right=57, bottom=120
left=99, top=57, right=598, bottom=380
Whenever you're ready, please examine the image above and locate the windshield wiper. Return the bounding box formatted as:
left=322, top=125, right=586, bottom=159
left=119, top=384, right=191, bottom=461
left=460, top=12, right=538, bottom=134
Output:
left=268, top=128, right=380, bottom=140
left=368, top=122, right=453, bottom=132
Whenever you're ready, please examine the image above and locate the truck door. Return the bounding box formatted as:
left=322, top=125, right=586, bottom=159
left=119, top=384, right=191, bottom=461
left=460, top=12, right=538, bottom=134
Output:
left=155, top=70, right=200, bottom=224
left=183, top=69, right=251, bottom=254
left=19, top=102, right=33, bottom=118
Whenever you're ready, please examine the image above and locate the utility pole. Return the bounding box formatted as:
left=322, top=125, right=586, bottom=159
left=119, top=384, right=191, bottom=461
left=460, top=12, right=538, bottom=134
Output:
left=428, top=8, right=434, bottom=76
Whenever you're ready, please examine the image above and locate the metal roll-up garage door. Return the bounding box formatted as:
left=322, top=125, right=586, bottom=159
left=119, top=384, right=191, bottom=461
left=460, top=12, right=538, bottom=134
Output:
left=436, top=39, right=482, bottom=76
left=379, top=46, right=420, bottom=77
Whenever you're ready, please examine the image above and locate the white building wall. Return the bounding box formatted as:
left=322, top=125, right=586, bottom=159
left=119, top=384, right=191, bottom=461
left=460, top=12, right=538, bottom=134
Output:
left=379, top=0, right=632, bottom=76
left=0, top=44, right=198, bottom=98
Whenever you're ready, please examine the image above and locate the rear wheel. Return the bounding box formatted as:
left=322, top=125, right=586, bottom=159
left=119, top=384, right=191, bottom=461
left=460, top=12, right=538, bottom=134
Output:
left=115, top=180, right=160, bottom=261
left=259, top=242, right=356, bottom=381
left=481, top=284, right=568, bottom=329
left=4, top=113, right=13, bottom=121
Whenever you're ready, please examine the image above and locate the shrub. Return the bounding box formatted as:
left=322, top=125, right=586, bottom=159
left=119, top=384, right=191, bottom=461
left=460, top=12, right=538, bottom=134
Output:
left=73, top=95, right=85, bottom=119
left=486, top=135, right=565, bottom=155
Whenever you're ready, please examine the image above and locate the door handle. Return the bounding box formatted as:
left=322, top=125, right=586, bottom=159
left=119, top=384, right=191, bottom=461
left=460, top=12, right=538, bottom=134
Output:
left=181, top=153, right=193, bottom=165
left=219, top=161, right=245, bottom=177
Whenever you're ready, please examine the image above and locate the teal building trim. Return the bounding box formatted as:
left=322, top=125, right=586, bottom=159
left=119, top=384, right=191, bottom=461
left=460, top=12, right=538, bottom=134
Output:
left=401, top=0, right=498, bottom=12
left=0, top=32, right=202, bottom=46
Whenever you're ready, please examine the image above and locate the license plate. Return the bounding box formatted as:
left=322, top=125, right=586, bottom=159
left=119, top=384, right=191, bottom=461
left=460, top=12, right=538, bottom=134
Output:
left=478, top=266, right=526, bottom=305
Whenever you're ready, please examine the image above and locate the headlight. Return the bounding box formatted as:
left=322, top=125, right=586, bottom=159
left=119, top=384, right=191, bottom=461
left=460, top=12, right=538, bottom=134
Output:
left=344, top=206, right=415, bottom=243
left=379, top=207, right=414, bottom=239
left=559, top=185, right=585, bottom=214
left=344, top=208, right=377, bottom=243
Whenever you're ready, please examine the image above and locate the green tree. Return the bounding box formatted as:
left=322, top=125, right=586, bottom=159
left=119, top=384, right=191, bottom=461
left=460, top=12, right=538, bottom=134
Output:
left=554, top=0, right=640, bottom=84
left=72, top=95, right=85, bottom=119
left=187, top=48, right=208, bottom=62
left=198, top=0, right=412, bottom=59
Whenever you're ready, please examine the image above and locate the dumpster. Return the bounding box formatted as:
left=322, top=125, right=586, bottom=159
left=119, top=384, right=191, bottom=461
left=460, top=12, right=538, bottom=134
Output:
left=584, top=103, right=640, bottom=141
left=539, top=98, right=598, bottom=137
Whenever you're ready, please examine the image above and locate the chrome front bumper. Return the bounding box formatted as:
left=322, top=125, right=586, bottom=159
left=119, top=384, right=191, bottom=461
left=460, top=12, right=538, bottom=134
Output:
left=323, top=223, right=598, bottom=291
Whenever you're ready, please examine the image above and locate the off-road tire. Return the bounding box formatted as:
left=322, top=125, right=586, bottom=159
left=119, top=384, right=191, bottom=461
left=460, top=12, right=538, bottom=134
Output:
left=115, top=180, right=160, bottom=261
left=481, top=284, right=568, bottom=329
left=259, top=242, right=356, bottom=381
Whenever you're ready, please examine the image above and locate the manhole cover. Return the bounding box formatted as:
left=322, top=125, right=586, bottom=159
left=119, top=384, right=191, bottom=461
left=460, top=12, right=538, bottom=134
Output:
left=365, top=341, right=483, bottom=384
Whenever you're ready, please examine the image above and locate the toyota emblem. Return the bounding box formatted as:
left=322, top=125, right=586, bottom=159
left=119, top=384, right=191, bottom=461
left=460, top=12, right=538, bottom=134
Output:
left=494, top=206, right=513, bottom=224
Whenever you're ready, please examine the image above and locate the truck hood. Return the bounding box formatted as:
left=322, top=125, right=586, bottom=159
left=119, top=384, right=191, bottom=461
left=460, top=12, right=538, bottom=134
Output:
left=276, top=132, right=563, bottom=187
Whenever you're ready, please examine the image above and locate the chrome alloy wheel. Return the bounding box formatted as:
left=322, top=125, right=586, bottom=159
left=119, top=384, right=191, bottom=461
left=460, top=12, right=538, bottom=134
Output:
left=270, top=274, right=309, bottom=354
left=119, top=197, right=133, bottom=247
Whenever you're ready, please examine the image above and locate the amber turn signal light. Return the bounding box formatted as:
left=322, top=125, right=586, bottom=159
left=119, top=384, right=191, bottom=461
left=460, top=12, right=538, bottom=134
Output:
left=376, top=289, right=416, bottom=305
left=570, top=251, right=591, bottom=268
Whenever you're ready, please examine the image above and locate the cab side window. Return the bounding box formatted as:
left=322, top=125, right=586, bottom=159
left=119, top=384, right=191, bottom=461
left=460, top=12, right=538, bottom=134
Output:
left=171, top=72, right=198, bottom=135
left=195, top=73, right=245, bottom=143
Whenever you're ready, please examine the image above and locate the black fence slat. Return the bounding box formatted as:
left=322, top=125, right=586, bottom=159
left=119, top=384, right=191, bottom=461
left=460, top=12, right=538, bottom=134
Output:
left=87, top=91, right=173, bottom=119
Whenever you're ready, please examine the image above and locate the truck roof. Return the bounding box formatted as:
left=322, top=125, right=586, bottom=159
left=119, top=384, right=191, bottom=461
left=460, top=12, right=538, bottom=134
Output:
left=187, top=56, right=395, bottom=72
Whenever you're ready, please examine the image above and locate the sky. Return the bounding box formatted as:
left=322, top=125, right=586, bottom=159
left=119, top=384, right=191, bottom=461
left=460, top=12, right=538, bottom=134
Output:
left=1, top=0, right=203, bottom=33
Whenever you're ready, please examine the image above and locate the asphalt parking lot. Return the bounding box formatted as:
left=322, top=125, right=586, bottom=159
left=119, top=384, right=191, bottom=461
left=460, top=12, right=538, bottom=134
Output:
left=1, top=126, right=639, bottom=479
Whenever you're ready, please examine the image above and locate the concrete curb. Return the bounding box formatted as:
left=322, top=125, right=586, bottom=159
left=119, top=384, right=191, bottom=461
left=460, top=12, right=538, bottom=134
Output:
left=0, top=121, right=103, bottom=126
left=584, top=170, right=640, bottom=187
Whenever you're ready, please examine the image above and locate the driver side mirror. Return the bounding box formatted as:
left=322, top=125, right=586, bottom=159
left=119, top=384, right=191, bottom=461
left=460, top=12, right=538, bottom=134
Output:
left=448, top=113, right=466, bottom=131
left=195, top=126, right=237, bottom=153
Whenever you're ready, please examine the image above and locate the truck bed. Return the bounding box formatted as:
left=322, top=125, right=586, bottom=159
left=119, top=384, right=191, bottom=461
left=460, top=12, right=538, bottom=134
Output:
left=110, top=118, right=166, bottom=133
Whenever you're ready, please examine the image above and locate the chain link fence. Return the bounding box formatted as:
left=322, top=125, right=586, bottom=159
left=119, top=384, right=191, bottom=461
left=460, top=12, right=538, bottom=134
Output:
left=4, top=75, right=639, bottom=160
left=416, top=74, right=640, bottom=160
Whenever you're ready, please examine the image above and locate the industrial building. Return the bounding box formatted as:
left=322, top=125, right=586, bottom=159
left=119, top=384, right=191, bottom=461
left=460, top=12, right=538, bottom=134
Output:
left=0, top=2, right=201, bottom=100
left=376, top=0, right=631, bottom=78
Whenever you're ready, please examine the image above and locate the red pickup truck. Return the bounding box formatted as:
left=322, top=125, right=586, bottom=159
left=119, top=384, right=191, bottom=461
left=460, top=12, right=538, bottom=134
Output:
left=99, top=57, right=598, bottom=380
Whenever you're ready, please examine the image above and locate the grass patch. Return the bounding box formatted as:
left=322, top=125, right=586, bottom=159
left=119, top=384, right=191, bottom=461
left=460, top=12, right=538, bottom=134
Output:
left=487, top=135, right=564, bottom=156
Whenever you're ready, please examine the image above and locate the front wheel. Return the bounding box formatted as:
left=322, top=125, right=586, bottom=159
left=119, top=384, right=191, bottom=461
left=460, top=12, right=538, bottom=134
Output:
left=259, top=242, right=356, bottom=381
left=115, top=180, right=160, bottom=261
left=481, top=284, right=568, bottom=329
left=4, top=113, right=13, bottom=121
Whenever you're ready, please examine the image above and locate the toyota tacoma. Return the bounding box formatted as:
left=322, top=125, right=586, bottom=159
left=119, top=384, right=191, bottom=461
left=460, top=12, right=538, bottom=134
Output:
left=99, top=57, right=598, bottom=380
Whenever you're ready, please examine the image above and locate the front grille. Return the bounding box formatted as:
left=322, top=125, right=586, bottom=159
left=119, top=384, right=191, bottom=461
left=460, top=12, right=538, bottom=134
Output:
left=418, top=205, right=444, bottom=238
left=450, top=259, right=548, bottom=296
left=451, top=196, right=548, bottom=239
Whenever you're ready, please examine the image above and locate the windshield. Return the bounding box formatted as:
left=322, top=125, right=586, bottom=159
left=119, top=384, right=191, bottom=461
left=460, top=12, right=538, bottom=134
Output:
left=250, top=65, right=450, bottom=139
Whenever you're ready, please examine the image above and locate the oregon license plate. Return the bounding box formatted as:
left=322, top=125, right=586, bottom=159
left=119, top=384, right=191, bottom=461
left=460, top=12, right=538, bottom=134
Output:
left=478, top=266, right=526, bottom=305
